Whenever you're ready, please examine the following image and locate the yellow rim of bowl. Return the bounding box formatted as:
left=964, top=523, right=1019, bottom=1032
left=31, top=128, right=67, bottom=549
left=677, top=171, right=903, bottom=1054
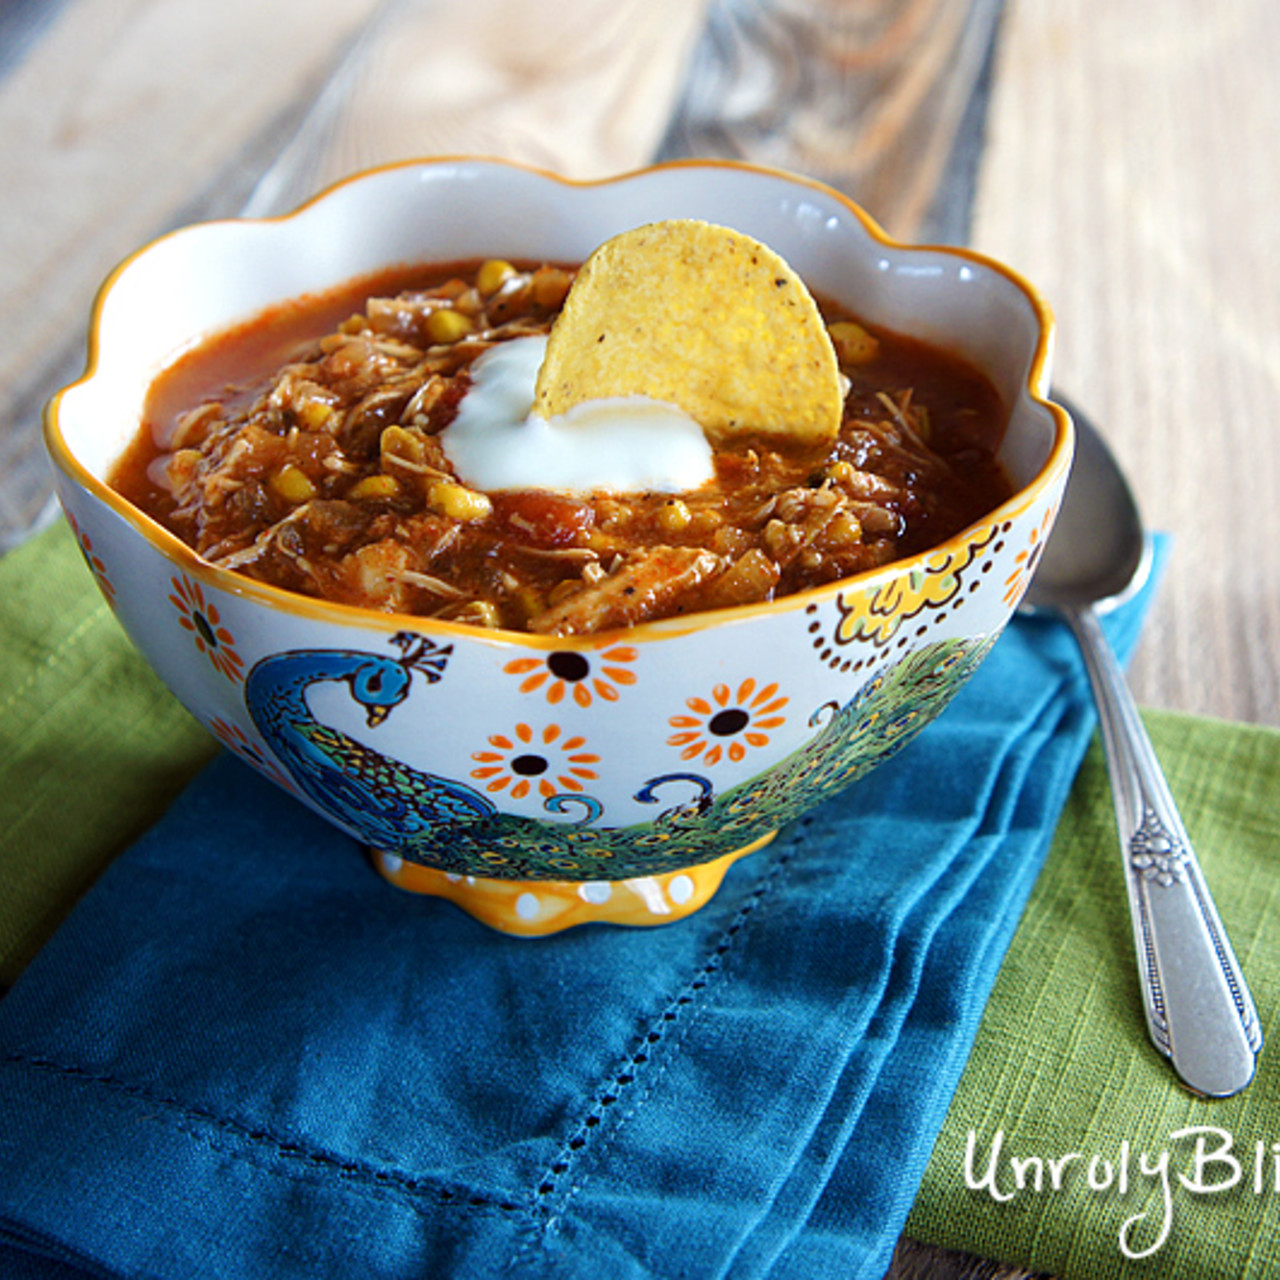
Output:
left=43, top=155, right=1074, bottom=651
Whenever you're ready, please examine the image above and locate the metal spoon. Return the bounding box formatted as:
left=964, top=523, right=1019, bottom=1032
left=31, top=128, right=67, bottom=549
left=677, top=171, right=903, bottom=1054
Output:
left=1025, top=396, right=1262, bottom=1097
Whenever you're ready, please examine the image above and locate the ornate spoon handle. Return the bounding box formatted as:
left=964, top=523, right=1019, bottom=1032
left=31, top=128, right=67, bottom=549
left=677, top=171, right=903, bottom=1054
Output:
left=1063, top=605, right=1261, bottom=1096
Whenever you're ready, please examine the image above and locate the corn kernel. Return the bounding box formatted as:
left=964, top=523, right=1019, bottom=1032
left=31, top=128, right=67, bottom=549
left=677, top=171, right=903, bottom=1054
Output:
left=657, top=498, right=693, bottom=533
left=476, top=259, right=517, bottom=296
left=270, top=464, right=316, bottom=505
left=512, top=585, right=547, bottom=624
left=424, top=308, right=474, bottom=345
left=449, top=599, right=500, bottom=629
left=296, top=398, right=336, bottom=430
left=348, top=474, right=400, bottom=501
left=427, top=480, right=493, bottom=522
left=823, top=511, right=863, bottom=546
left=585, top=529, right=619, bottom=553
left=828, top=320, right=880, bottom=366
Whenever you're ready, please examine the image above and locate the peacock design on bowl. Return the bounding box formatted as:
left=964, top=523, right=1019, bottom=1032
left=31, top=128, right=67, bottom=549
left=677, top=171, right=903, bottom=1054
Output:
left=243, top=628, right=995, bottom=882
left=44, top=158, right=1073, bottom=930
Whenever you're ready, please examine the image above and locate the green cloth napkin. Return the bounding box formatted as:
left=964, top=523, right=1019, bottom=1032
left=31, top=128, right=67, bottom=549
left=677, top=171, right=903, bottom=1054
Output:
left=0, top=520, right=215, bottom=989
left=909, top=712, right=1280, bottom=1278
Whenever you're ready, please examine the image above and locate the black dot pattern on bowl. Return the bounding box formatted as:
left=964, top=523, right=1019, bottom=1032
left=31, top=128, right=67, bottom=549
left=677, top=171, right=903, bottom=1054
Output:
left=547, top=650, right=590, bottom=682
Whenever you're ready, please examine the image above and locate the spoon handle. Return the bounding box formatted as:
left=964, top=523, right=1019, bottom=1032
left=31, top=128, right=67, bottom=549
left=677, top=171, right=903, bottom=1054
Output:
left=1064, top=605, right=1262, bottom=1097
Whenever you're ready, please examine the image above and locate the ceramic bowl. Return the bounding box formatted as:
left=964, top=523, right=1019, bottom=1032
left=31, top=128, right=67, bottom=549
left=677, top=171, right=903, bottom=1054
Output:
left=46, top=157, right=1072, bottom=935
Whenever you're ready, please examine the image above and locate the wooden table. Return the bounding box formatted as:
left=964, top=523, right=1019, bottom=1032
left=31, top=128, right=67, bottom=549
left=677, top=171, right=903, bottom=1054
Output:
left=3, top=1, right=1277, bottom=1275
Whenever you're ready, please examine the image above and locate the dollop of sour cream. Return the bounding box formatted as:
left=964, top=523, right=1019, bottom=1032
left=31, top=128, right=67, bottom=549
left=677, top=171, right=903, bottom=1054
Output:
left=439, top=336, right=716, bottom=494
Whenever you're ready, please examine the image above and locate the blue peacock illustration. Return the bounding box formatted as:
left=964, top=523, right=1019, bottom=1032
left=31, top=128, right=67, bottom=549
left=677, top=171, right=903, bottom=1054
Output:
left=243, top=629, right=995, bottom=881
left=244, top=634, right=501, bottom=849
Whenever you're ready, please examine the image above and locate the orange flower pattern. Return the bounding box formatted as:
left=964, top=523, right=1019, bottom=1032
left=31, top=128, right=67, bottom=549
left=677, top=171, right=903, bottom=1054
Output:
left=471, top=723, right=601, bottom=799
left=504, top=644, right=639, bottom=707
left=67, top=516, right=117, bottom=606
left=1002, top=503, right=1057, bottom=608
left=169, top=575, right=244, bottom=683
left=668, top=678, right=788, bottom=766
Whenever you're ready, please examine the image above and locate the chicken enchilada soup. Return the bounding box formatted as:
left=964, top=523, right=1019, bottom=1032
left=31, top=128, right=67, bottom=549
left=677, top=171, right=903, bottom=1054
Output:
left=110, top=230, right=1013, bottom=636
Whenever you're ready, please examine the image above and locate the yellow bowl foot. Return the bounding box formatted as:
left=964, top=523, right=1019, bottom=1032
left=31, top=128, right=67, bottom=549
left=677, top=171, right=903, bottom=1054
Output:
left=370, top=833, right=776, bottom=935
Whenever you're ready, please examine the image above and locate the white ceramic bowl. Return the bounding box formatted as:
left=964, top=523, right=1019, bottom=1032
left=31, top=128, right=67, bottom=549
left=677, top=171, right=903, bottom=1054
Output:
left=46, top=158, right=1072, bottom=934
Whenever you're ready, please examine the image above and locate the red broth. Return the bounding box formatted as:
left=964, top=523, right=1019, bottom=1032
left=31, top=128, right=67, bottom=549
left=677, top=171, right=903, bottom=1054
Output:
left=110, top=257, right=1012, bottom=635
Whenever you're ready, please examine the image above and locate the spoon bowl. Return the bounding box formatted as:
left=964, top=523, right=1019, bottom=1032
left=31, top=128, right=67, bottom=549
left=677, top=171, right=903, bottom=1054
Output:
left=1025, top=396, right=1261, bottom=1097
left=1025, top=400, right=1150, bottom=613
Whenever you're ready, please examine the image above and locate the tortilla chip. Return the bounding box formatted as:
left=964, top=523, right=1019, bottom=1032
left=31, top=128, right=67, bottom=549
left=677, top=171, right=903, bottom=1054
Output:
left=533, top=220, right=842, bottom=447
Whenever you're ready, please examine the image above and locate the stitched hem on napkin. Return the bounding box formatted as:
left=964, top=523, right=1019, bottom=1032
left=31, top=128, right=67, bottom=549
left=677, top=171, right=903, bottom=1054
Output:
left=0, top=560, right=1161, bottom=1280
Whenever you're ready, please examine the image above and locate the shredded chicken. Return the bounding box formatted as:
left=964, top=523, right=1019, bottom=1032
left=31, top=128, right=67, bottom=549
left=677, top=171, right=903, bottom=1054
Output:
left=113, top=257, right=1012, bottom=633
left=529, top=547, right=727, bottom=636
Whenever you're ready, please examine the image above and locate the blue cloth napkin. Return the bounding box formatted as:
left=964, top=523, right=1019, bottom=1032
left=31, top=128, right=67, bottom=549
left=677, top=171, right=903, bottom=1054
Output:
left=0, top=555, right=1162, bottom=1280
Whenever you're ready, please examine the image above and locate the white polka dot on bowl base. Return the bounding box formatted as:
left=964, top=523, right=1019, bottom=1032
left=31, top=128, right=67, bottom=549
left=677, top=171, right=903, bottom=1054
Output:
left=668, top=874, right=695, bottom=905
left=516, top=892, right=540, bottom=921
left=578, top=881, right=613, bottom=905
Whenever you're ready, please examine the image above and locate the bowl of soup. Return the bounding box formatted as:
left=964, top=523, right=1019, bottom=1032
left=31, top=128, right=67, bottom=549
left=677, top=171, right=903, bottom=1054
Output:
left=45, top=157, right=1071, bottom=934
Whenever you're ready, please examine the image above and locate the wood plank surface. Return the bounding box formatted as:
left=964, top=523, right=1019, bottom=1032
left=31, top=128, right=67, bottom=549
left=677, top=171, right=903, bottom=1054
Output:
left=0, top=0, right=384, bottom=541
left=970, top=0, right=1280, bottom=726
left=240, top=0, right=713, bottom=214
left=654, top=0, right=1005, bottom=245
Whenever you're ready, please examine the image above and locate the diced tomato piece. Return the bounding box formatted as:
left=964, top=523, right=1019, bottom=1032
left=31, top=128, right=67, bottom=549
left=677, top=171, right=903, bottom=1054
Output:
left=494, top=492, right=595, bottom=547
